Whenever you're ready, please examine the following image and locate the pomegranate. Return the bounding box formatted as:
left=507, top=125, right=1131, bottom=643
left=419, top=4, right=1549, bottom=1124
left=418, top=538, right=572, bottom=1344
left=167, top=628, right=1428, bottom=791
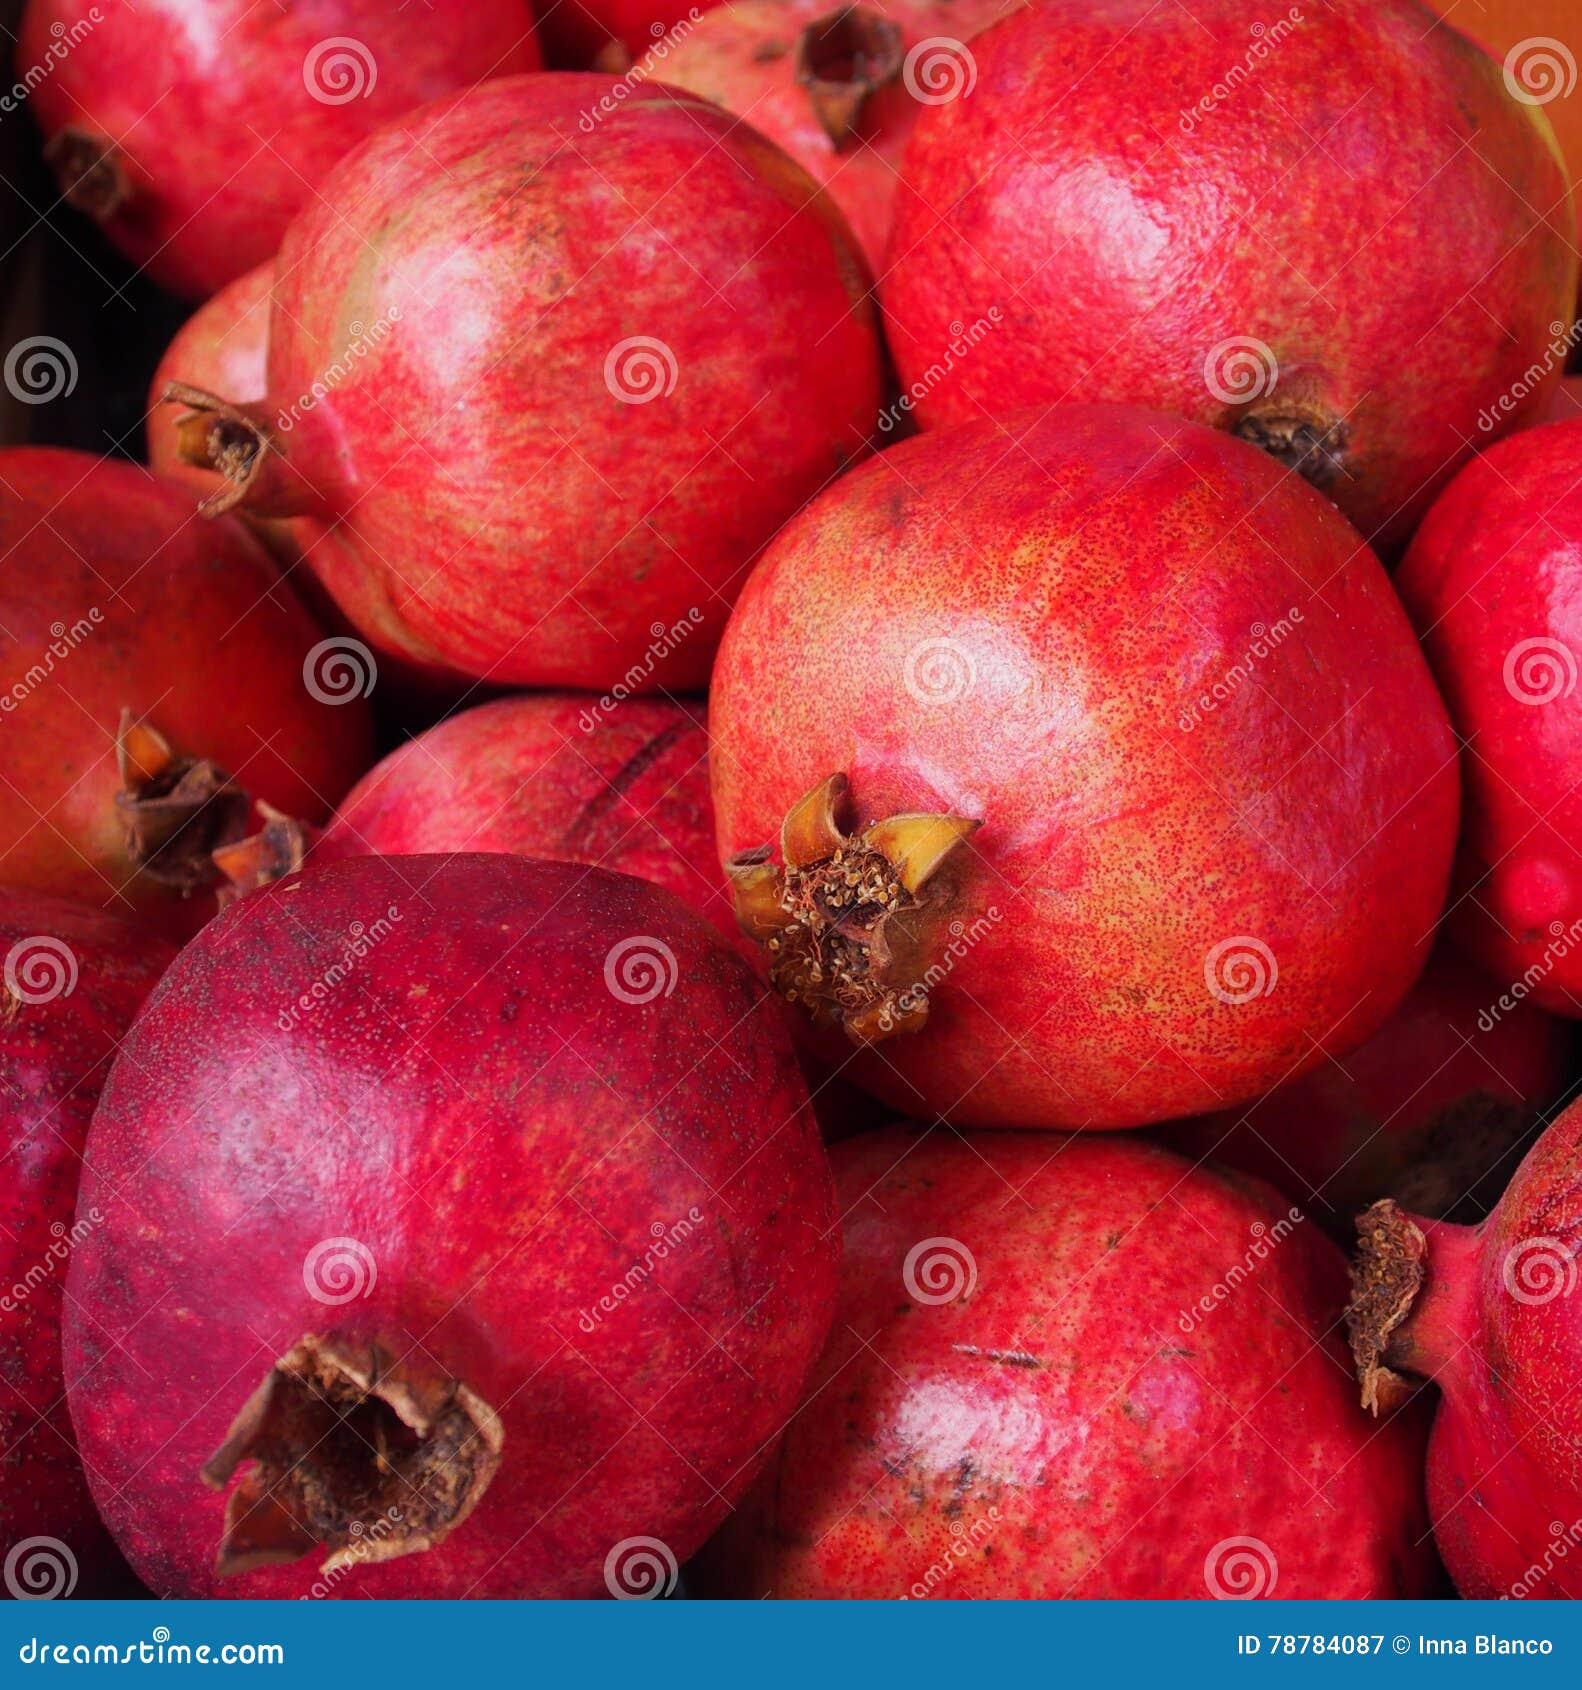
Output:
left=636, top=0, right=1015, bottom=274
left=162, top=74, right=883, bottom=692
left=709, top=404, right=1460, bottom=1129
left=1349, top=1093, right=1582, bottom=1596
left=1396, top=416, right=1582, bottom=1015
left=538, top=0, right=720, bottom=70
left=1168, top=947, right=1575, bottom=1239
left=881, top=0, right=1577, bottom=551
left=1, top=892, right=174, bottom=1598
left=64, top=853, right=838, bottom=1598
left=697, top=1126, right=1438, bottom=1598
left=0, top=449, right=374, bottom=940
left=21, top=0, right=540, bottom=299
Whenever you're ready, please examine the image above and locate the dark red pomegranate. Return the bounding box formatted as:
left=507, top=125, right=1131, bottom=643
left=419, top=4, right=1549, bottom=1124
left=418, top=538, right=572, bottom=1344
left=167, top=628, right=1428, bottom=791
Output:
left=1168, top=947, right=1575, bottom=1238
left=64, top=853, right=838, bottom=1597
left=22, top=0, right=540, bottom=299
left=163, top=74, right=883, bottom=692
left=1, top=892, right=174, bottom=1598
left=1397, top=416, right=1582, bottom=1015
left=638, top=0, right=1015, bottom=274
left=881, top=0, right=1576, bottom=550
left=1350, top=1094, right=1582, bottom=1596
left=709, top=405, right=1460, bottom=1129
left=0, top=450, right=374, bottom=941
left=698, top=1127, right=1438, bottom=1598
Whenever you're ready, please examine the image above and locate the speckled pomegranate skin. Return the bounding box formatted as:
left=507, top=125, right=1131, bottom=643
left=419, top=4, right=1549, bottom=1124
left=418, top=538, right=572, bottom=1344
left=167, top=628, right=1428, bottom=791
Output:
left=316, top=693, right=732, bottom=938
left=1364, top=1098, right=1582, bottom=1596
left=639, top=0, right=1017, bottom=273
left=1, top=893, right=173, bottom=1595
left=22, top=0, right=540, bottom=300
left=710, top=405, right=1461, bottom=1129
left=696, top=1128, right=1438, bottom=1599
left=1397, top=418, right=1582, bottom=1016
left=64, top=854, right=838, bottom=1598
left=0, top=450, right=374, bottom=940
left=191, top=74, right=883, bottom=692
left=1168, top=946, right=1574, bottom=1237
left=882, top=0, right=1576, bottom=551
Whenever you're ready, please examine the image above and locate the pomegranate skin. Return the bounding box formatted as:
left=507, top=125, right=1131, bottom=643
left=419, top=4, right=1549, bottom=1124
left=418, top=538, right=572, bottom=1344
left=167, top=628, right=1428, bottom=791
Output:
left=1350, top=1097, right=1582, bottom=1596
left=21, top=0, right=540, bottom=300
left=539, top=0, right=721, bottom=67
left=710, top=404, right=1461, bottom=1129
left=64, top=853, right=838, bottom=1598
left=315, top=693, right=732, bottom=939
left=637, top=0, right=1016, bottom=274
left=1168, top=947, right=1575, bottom=1237
left=881, top=0, right=1576, bottom=551
left=0, top=450, right=374, bottom=941
left=1, top=893, right=174, bottom=1596
left=171, top=74, right=882, bottom=693
left=698, top=1128, right=1438, bottom=1599
left=1396, top=417, right=1582, bottom=1015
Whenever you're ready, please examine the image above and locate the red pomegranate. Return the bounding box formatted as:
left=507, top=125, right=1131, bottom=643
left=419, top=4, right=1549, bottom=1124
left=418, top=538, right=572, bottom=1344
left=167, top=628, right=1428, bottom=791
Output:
left=1, top=892, right=173, bottom=1598
left=163, top=74, right=883, bottom=692
left=1350, top=1094, right=1582, bottom=1596
left=1168, top=947, right=1575, bottom=1238
left=0, top=451, right=374, bottom=941
left=709, top=405, right=1460, bottom=1129
left=538, top=0, right=720, bottom=69
left=64, top=853, right=838, bottom=1598
left=637, top=0, right=1016, bottom=274
left=1396, top=416, right=1582, bottom=1015
left=21, top=0, right=540, bottom=299
left=881, top=0, right=1577, bottom=551
left=698, top=1127, right=1438, bottom=1598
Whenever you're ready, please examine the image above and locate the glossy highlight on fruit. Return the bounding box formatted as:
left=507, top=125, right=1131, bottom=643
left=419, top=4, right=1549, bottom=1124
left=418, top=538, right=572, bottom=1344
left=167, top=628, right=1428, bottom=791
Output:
left=711, top=404, right=1460, bottom=1128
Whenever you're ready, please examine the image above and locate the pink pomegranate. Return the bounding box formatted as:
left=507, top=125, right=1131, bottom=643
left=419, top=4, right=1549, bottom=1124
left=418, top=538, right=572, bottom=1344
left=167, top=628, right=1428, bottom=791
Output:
left=637, top=0, right=1016, bottom=274
left=709, top=405, right=1460, bottom=1128
left=1396, top=416, right=1582, bottom=1015
left=1168, top=947, right=1574, bottom=1238
left=1350, top=1093, right=1582, bottom=1596
left=0, top=450, right=374, bottom=941
left=1, top=892, right=174, bottom=1598
left=22, top=0, right=540, bottom=299
left=881, top=0, right=1577, bottom=551
left=163, top=74, right=883, bottom=692
left=697, top=1127, right=1439, bottom=1598
left=64, top=853, right=838, bottom=1597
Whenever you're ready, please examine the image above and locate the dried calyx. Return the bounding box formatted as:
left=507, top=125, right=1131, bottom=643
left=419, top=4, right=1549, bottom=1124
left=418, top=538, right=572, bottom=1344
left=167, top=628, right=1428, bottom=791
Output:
left=44, top=128, right=132, bottom=219
left=202, top=1333, right=504, bottom=1579
left=794, top=5, right=904, bottom=148
left=116, top=711, right=250, bottom=894
left=1347, top=1199, right=1429, bottom=1415
left=1234, top=402, right=1351, bottom=491
left=726, top=772, right=979, bottom=1043
left=211, top=805, right=313, bottom=908
left=163, top=382, right=306, bottom=519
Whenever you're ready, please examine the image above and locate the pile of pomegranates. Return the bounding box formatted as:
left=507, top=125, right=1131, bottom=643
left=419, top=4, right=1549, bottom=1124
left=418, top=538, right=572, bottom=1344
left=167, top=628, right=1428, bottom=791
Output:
left=8, top=0, right=1582, bottom=1617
